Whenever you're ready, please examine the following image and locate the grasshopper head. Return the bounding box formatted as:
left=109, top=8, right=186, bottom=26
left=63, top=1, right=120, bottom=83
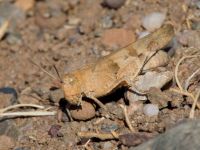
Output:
left=62, top=73, right=82, bottom=105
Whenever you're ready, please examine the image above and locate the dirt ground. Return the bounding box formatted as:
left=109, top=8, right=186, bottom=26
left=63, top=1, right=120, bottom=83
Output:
left=0, top=0, right=200, bottom=149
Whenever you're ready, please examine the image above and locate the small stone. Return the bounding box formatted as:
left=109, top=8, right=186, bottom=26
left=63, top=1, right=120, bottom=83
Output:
left=101, top=15, right=113, bottom=28
left=192, top=21, right=200, bottom=30
left=127, top=101, right=143, bottom=116
left=68, top=17, right=80, bottom=25
left=102, top=0, right=126, bottom=9
left=0, top=87, right=18, bottom=108
left=142, top=12, right=166, bottom=31
left=102, top=141, right=113, bottom=150
left=101, top=124, right=118, bottom=132
left=6, top=32, right=22, bottom=45
left=48, top=124, right=63, bottom=138
left=126, top=71, right=173, bottom=103
left=147, top=88, right=171, bottom=108
left=119, top=132, right=155, bottom=146
left=143, top=104, right=159, bottom=117
left=101, top=50, right=111, bottom=56
left=0, top=135, right=15, bottom=149
left=35, top=2, right=67, bottom=29
left=70, top=101, right=95, bottom=120
left=15, top=0, right=35, bottom=12
left=101, top=28, right=135, bottom=48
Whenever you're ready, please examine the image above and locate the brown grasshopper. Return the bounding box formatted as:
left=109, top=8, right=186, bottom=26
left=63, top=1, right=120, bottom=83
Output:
left=32, top=25, right=174, bottom=108
left=60, top=25, right=174, bottom=106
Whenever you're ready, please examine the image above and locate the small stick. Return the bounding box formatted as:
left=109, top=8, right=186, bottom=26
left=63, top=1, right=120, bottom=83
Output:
left=170, top=88, right=195, bottom=100
left=0, top=104, right=45, bottom=113
left=0, top=111, right=56, bottom=117
left=175, top=55, right=200, bottom=91
left=111, top=130, right=119, bottom=139
left=77, top=131, right=119, bottom=140
left=93, top=117, right=105, bottom=125
left=189, top=89, right=200, bottom=118
left=0, top=20, right=9, bottom=40
left=119, top=104, right=134, bottom=132
left=83, top=139, right=92, bottom=150
left=170, top=88, right=200, bottom=109
left=184, top=68, right=200, bottom=90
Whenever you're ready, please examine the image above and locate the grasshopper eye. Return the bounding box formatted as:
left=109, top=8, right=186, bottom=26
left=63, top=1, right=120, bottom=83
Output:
left=63, top=74, right=77, bottom=85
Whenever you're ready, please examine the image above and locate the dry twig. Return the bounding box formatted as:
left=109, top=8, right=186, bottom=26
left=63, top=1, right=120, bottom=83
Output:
left=0, top=104, right=44, bottom=113
left=0, top=104, right=56, bottom=118
left=77, top=131, right=119, bottom=140
left=189, top=89, right=200, bottom=118
left=119, top=104, right=134, bottom=132
left=0, top=20, right=9, bottom=40
left=0, top=111, right=56, bottom=117
left=184, top=68, right=200, bottom=90
left=172, top=55, right=200, bottom=118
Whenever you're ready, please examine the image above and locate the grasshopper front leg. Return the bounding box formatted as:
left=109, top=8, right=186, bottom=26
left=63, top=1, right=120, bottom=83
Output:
left=85, top=93, right=108, bottom=111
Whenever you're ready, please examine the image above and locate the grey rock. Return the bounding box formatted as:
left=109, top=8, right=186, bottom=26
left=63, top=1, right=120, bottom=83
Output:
left=101, top=15, right=113, bottom=28
left=102, top=0, right=126, bottom=9
left=102, top=141, right=113, bottom=150
left=129, top=120, right=200, bottom=150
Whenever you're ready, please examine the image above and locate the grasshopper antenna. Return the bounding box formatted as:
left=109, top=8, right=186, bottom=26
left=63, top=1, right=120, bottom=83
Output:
left=29, top=59, right=62, bottom=83
left=53, top=65, right=63, bottom=83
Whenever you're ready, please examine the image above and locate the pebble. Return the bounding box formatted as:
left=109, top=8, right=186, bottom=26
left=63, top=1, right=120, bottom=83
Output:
left=102, top=0, right=126, bottom=9
left=127, top=101, right=143, bottom=116
left=101, top=50, right=111, bottom=56
left=192, top=21, right=200, bottom=30
left=126, top=71, right=172, bottom=103
left=129, top=120, right=200, bottom=150
left=48, top=124, right=63, bottom=138
left=102, top=141, right=113, bottom=150
left=101, top=28, right=136, bottom=48
left=101, top=124, right=118, bottom=132
left=0, top=87, right=18, bottom=108
left=101, top=15, right=113, bottom=28
left=15, top=0, right=35, bottom=12
left=70, top=101, right=96, bottom=120
left=6, top=32, right=22, bottom=45
left=35, top=2, right=66, bottom=29
left=142, top=12, right=166, bottom=31
left=143, top=104, right=159, bottom=117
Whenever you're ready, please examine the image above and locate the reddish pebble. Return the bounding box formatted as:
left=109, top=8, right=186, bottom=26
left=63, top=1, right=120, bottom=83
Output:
left=48, top=124, right=63, bottom=138
left=70, top=101, right=96, bottom=120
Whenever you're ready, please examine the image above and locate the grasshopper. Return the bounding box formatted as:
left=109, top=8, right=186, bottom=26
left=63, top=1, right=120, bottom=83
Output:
left=32, top=25, right=174, bottom=108
left=60, top=25, right=174, bottom=106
